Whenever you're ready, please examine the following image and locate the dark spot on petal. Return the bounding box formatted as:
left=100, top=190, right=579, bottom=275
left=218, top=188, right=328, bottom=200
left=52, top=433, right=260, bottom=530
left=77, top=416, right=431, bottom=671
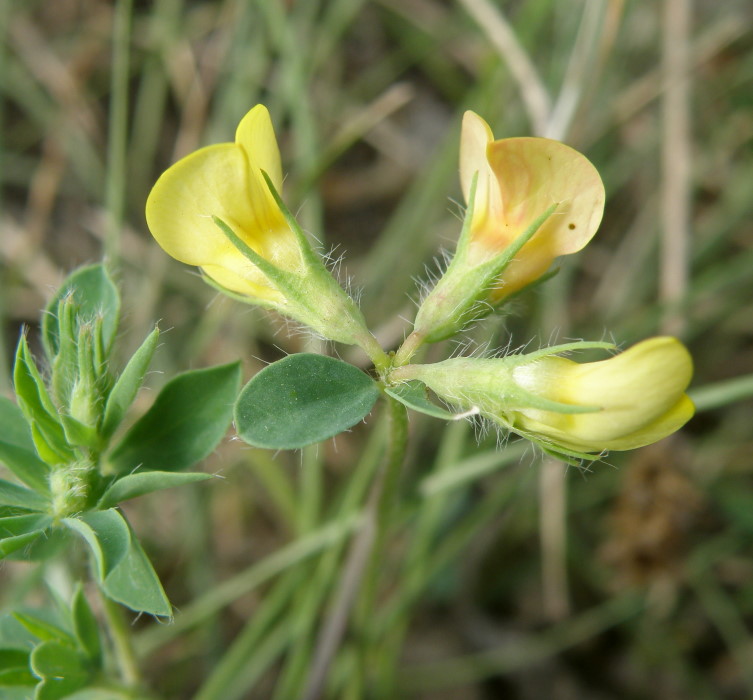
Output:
left=568, top=223, right=576, bottom=230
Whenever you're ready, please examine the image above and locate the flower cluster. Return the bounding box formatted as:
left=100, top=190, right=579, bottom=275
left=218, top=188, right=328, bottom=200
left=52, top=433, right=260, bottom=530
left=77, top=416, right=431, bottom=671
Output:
left=145, top=105, right=694, bottom=459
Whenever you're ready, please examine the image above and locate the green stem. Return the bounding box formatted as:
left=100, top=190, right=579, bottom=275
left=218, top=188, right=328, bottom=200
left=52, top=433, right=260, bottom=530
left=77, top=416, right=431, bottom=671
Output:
left=393, top=330, right=426, bottom=368
left=375, top=396, right=410, bottom=544
left=99, top=589, right=141, bottom=688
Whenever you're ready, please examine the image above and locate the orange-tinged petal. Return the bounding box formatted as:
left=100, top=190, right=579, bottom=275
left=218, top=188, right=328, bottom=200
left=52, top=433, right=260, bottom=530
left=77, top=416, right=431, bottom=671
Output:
left=483, top=137, right=604, bottom=254
left=235, top=104, right=284, bottom=193
left=467, top=137, right=605, bottom=298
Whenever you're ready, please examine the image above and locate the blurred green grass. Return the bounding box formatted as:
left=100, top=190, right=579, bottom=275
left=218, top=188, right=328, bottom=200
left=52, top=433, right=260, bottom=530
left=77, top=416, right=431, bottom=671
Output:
left=2, top=0, right=753, bottom=698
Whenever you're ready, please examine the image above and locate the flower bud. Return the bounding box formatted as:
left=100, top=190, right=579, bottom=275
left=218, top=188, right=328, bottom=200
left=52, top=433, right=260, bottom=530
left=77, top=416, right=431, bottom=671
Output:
left=393, top=338, right=694, bottom=459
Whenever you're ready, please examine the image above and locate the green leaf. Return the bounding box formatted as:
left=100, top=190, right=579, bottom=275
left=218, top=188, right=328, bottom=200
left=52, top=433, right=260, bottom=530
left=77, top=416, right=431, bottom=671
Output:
left=0, top=480, right=48, bottom=512
left=0, top=515, right=52, bottom=559
left=0, top=398, right=48, bottom=493
left=385, top=381, right=464, bottom=420
left=64, top=511, right=170, bottom=616
left=12, top=613, right=72, bottom=645
left=0, top=648, right=29, bottom=671
left=42, top=264, right=120, bottom=360
left=30, top=641, right=89, bottom=700
left=6, top=527, right=70, bottom=563
left=0, top=612, right=40, bottom=649
left=235, top=353, right=380, bottom=449
left=63, top=510, right=130, bottom=581
left=97, top=471, right=212, bottom=510
left=0, top=441, right=50, bottom=495
left=0, top=666, right=35, bottom=687
left=59, top=414, right=100, bottom=451
left=108, top=362, right=241, bottom=473
left=0, top=530, right=46, bottom=559
left=0, top=397, right=35, bottom=452
left=102, top=534, right=171, bottom=617
left=13, top=337, right=72, bottom=464
left=0, top=514, right=52, bottom=539
left=1, top=686, right=36, bottom=699
left=71, top=587, right=101, bottom=665
left=101, top=327, right=159, bottom=439
left=0, top=648, right=33, bottom=687
left=66, top=689, right=132, bottom=700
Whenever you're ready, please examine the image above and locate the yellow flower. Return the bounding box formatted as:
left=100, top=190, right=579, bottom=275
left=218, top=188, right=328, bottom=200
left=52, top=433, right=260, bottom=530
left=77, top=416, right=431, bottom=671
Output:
left=145, top=105, right=387, bottom=365
left=146, top=104, right=298, bottom=302
left=392, top=337, right=694, bottom=459
left=459, top=110, right=605, bottom=300
left=399, top=111, right=606, bottom=359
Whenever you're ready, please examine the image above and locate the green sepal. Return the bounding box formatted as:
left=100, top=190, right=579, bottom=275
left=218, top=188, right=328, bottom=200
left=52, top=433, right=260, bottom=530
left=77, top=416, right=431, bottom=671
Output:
left=235, top=353, right=380, bottom=449
left=521, top=432, right=603, bottom=465
left=101, top=326, right=160, bottom=439
left=97, top=471, right=212, bottom=510
left=67, top=323, right=101, bottom=429
left=259, top=170, right=322, bottom=268
left=71, top=587, right=101, bottom=665
left=107, top=362, right=241, bottom=473
left=213, top=214, right=374, bottom=348
left=415, top=200, right=558, bottom=343
left=384, top=381, right=464, bottom=420
left=49, top=297, right=78, bottom=406
left=0, top=480, right=48, bottom=512
left=506, top=340, right=616, bottom=364
left=42, top=264, right=120, bottom=361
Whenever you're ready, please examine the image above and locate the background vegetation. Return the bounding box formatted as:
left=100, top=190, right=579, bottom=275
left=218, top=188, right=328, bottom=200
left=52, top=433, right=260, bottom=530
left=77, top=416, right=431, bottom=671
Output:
left=2, top=0, right=753, bottom=697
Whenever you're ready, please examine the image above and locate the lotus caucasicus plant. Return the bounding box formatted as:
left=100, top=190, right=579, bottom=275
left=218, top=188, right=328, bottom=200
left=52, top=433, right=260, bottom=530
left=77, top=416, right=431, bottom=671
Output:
left=389, top=338, right=694, bottom=462
left=396, top=111, right=605, bottom=360
left=146, top=104, right=387, bottom=368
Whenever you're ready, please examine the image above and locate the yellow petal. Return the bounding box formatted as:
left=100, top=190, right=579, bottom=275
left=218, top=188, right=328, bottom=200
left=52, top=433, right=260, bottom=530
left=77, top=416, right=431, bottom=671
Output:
left=145, top=142, right=293, bottom=300
left=459, top=111, right=501, bottom=227
left=235, top=104, right=284, bottom=193
left=514, top=337, right=694, bottom=450
left=595, top=395, right=695, bottom=451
